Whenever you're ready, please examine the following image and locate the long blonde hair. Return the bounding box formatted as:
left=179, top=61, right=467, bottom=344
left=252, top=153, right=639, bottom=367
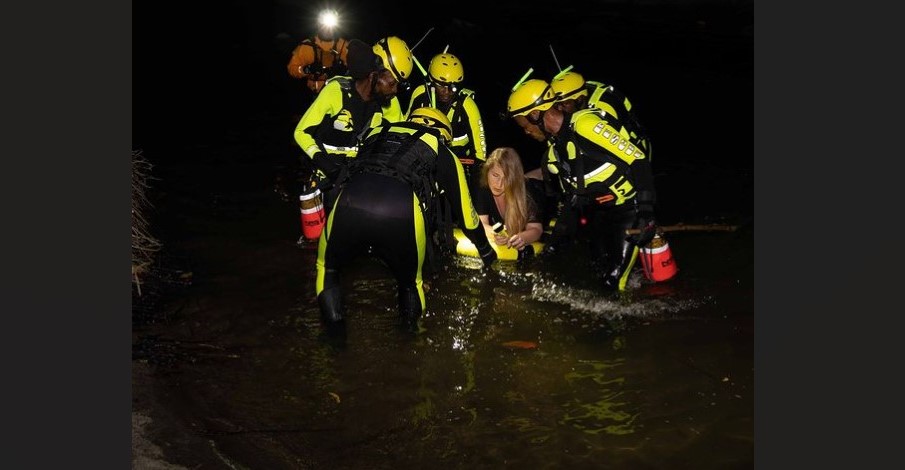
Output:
left=480, top=147, right=528, bottom=234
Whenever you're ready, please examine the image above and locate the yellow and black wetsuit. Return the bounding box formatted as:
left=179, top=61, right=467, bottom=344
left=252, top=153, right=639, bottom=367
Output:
left=545, top=109, right=658, bottom=291
left=315, top=121, right=495, bottom=331
left=406, top=84, right=487, bottom=182
left=293, top=76, right=404, bottom=207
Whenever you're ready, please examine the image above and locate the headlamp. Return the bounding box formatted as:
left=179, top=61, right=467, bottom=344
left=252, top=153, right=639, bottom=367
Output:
left=318, top=10, right=339, bottom=30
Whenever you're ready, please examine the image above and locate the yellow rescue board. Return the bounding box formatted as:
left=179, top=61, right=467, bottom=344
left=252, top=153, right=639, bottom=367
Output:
left=453, top=228, right=545, bottom=261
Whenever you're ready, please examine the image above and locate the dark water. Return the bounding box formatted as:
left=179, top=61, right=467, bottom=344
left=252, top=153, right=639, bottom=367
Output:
left=133, top=1, right=752, bottom=468
left=133, top=119, right=752, bottom=469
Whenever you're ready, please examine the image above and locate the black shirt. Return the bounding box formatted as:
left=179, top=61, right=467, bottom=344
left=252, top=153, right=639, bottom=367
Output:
left=473, top=181, right=543, bottom=230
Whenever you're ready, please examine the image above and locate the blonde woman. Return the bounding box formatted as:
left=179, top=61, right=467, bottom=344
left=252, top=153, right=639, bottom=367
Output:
left=475, top=147, right=545, bottom=252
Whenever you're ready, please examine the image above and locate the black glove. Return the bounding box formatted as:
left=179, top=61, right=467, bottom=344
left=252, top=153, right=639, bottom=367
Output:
left=312, top=152, right=341, bottom=183
left=303, top=64, right=325, bottom=75
left=631, top=203, right=657, bottom=248
left=308, top=170, right=329, bottom=192
left=516, top=244, right=535, bottom=261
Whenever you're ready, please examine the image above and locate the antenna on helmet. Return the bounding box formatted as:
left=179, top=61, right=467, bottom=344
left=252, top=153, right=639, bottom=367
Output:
left=410, top=27, right=434, bottom=52
left=409, top=27, right=435, bottom=78
left=442, top=44, right=450, bottom=54
left=549, top=44, right=562, bottom=72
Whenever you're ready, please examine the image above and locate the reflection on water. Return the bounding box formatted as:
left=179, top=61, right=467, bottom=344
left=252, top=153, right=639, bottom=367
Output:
left=138, top=103, right=753, bottom=468
left=137, top=228, right=744, bottom=468
left=138, top=215, right=752, bottom=468
left=561, top=358, right=637, bottom=436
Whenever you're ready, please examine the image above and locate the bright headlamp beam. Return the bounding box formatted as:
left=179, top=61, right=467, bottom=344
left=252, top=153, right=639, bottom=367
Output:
left=318, top=10, right=338, bottom=29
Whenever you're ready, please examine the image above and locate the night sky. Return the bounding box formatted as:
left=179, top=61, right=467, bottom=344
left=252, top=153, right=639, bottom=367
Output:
left=135, top=0, right=753, bottom=182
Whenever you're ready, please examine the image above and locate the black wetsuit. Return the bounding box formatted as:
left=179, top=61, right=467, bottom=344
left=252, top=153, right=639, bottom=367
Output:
left=315, top=122, right=495, bottom=331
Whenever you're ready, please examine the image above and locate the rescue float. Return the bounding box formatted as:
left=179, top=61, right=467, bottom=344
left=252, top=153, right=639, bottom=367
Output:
left=452, top=220, right=554, bottom=261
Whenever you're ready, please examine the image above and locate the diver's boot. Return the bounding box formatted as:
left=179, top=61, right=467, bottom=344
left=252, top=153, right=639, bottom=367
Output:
left=603, top=240, right=640, bottom=291
left=398, top=286, right=422, bottom=334
left=602, top=272, right=620, bottom=291
left=317, top=286, right=345, bottom=327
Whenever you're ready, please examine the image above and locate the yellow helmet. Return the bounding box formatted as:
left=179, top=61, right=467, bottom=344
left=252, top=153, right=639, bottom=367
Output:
left=551, top=71, right=588, bottom=102
left=428, top=53, right=464, bottom=86
left=373, top=36, right=414, bottom=82
left=507, top=79, right=556, bottom=117
left=408, top=107, right=453, bottom=143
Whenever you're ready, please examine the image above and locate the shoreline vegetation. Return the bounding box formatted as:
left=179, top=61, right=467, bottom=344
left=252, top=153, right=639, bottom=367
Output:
left=132, top=149, right=162, bottom=297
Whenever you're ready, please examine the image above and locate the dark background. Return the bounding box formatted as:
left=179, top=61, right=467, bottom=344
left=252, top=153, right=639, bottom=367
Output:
left=134, top=0, right=753, bottom=192
left=9, top=1, right=892, bottom=468
left=129, top=2, right=752, bottom=465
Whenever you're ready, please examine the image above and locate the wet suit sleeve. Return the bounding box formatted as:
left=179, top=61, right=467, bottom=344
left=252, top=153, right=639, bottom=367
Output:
left=294, top=80, right=343, bottom=177
left=461, top=96, right=487, bottom=162
left=574, top=112, right=657, bottom=204
left=294, top=81, right=341, bottom=159
left=436, top=145, right=496, bottom=265
left=287, top=41, right=316, bottom=79
left=472, top=186, right=492, bottom=218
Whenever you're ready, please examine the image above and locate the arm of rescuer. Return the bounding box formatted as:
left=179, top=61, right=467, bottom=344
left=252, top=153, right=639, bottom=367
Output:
left=573, top=112, right=658, bottom=245
left=293, top=80, right=344, bottom=180
left=572, top=111, right=657, bottom=204
left=435, top=142, right=497, bottom=267
left=541, top=141, right=580, bottom=251
left=460, top=93, right=487, bottom=163
left=287, top=41, right=317, bottom=79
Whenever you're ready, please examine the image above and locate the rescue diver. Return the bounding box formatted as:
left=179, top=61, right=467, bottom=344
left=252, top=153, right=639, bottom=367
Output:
left=293, top=36, right=414, bottom=211
left=315, top=107, right=497, bottom=333
left=508, top=78, right=659, bottom=291
left=286, top=9, right=350, bottom=95
left=405, top=51, right=487, bottom=185
left=405, top=51, right=488, bottom=255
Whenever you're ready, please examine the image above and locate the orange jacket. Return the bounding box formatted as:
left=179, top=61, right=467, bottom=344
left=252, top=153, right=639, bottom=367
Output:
left=287, top=36, right=350, bottom=94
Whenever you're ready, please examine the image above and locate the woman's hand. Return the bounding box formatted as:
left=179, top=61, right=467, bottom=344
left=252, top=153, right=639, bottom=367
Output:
left=511, top=224, right=543, bottom=250
left=493, top=233, right=509, bottom=246
left=507, top=233, right=527, bottom=251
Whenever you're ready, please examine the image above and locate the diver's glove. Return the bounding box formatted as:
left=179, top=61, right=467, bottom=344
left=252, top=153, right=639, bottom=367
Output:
left=310, top=152, right=343, bottom=185
left=303, top=64, right=325, bottom=75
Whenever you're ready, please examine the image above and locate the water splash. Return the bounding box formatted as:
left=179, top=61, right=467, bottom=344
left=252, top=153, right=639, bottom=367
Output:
left=530, top=279, right=706, bottom=320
